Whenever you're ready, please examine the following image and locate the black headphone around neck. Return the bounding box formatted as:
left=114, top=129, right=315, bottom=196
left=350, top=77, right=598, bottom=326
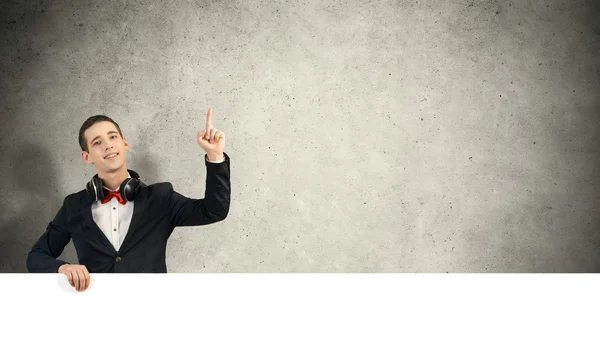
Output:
left=86, top=169, right=145, bottom=202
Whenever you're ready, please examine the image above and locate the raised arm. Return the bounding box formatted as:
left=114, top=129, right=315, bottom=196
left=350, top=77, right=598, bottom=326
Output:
left=168, top=107, right=230, bottom=227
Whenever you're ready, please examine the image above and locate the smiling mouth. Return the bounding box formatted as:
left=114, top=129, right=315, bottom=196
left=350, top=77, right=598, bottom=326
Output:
left=105, top=153, right=119, bottom=159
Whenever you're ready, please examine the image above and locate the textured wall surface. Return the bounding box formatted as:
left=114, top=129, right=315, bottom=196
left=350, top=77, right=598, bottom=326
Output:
left=1, top=0, right=598, bottom=272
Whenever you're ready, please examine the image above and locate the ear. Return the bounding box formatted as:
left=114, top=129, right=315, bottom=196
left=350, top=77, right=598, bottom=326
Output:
left=123, top=137, right=130, bottom=150
left=82, top=151, right=93, bottom=165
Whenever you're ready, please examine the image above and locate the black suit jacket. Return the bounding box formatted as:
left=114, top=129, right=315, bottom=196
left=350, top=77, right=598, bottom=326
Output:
left=26, top=152, right=231, bottom=273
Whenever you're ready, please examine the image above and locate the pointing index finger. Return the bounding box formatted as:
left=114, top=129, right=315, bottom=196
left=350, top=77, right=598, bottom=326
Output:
left=206, top=108, right=212, bottom=129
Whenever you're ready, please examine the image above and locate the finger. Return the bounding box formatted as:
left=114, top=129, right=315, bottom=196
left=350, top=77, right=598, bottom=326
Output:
left=72, top=270, right=80, bottom=291
left=77, top=269, right=86, bottom=291
left=78, top=270, right=85, bottom=291
left=66, top=271, right=74, bottom=288
left=198, top=129, right=207, bottom=142
left=210, top=128, right=216, bottom=143
left=202, top=130, right=211, bottom=143
left=84, top=269, right=90, bottom=290
left=206, top=108, right=212, bottom=131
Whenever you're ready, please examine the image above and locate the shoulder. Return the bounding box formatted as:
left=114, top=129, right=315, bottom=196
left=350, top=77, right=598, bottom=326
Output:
left=143, top=182, right=175, bottom=196
left=64, top=189, right=88, bottom=208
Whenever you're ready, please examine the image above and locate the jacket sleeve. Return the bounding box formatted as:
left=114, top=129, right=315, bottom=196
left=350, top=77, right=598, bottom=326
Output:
left=26, top=198, right=72, bottom=273
left=168, top=152, right=231, bottom=227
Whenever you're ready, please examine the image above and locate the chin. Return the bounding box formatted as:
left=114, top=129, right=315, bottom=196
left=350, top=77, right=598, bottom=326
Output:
left=105, top=161, right=124, bottom=170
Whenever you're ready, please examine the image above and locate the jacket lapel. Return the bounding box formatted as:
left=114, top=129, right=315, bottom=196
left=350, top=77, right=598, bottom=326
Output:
left=117, top=185, right=149, bottom=255
left=82, top=204, right=118, bottom=255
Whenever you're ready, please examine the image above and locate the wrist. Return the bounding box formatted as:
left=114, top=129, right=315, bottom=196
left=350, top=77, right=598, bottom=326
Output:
left=206, top=152, right=224, bottom=161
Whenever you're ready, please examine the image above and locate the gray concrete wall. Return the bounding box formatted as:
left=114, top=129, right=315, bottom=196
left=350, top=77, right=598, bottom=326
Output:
left=1, top=0, right=598, bottom=272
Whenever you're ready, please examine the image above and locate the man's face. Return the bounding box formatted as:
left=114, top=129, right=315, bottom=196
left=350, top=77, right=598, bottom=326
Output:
left=82, top=121, right=129, bottom=172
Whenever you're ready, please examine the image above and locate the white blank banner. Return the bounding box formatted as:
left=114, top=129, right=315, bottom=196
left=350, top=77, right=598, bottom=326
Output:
left=0, top=274, right=598, bottom=360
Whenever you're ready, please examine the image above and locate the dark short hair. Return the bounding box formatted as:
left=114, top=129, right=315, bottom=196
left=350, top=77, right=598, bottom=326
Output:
left=79, top=115, right=123, bottom=153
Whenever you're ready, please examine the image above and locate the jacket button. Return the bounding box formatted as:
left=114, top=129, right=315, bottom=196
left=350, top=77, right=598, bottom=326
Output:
left=116, top=257, right=121, bottom=262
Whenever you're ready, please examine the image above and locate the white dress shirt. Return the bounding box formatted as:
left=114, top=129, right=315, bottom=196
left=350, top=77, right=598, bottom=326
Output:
left=91, top=154, right=225, bottom=252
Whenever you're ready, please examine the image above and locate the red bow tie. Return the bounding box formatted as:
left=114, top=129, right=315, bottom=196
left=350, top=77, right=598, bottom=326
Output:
left=101, top=189, right=126, bottom=205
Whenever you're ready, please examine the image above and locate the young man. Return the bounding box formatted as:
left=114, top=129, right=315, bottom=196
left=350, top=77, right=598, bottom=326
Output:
left=26, top=108, right=230, bottom=292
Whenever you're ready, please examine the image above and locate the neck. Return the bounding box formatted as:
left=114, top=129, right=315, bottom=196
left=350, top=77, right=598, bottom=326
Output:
left=98, top=166, right=129, bottom=191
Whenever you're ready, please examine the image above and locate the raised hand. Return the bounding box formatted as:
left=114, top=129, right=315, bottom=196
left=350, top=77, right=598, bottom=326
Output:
left=197, top=107, right=225, bottom=158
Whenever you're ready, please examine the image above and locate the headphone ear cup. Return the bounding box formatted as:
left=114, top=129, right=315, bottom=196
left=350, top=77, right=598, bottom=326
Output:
left=93, top=176, right=104, bottom=201
left=87, top=175, right=104, bottom=201
left=86, top=181, right=92, bottom=196
left=121, top=177, right=140, bottom=202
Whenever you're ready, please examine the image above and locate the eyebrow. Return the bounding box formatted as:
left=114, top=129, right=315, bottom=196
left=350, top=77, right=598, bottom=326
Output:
left=90, top=131, right=119, bottom=145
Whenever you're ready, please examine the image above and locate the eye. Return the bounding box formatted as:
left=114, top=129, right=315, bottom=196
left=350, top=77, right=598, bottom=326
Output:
left=94, top=135, right=117, bottom=146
